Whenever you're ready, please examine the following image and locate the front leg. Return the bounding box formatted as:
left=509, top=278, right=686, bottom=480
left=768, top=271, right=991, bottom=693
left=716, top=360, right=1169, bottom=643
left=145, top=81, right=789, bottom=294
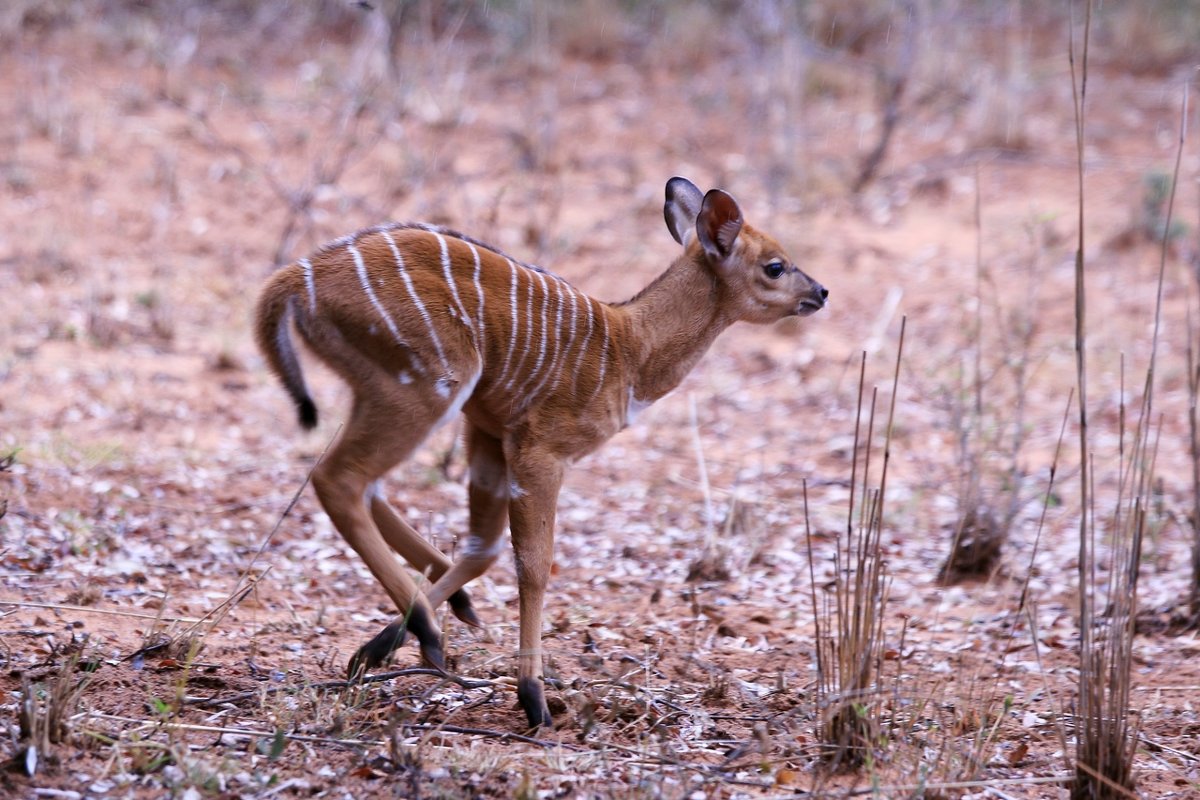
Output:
left=506, top=445, right=565, bottom=730
left=425, top=425, right=510, bottom=613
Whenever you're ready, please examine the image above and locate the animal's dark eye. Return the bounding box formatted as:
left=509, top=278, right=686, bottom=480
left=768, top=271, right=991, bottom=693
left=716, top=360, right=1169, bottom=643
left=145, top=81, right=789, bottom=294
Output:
left=763, top=261, right=786, bottom=279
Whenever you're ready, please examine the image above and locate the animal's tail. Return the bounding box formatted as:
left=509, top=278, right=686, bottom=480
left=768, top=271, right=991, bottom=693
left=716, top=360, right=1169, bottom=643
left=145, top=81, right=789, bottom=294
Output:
left=254, top=271, right=318, bottom=430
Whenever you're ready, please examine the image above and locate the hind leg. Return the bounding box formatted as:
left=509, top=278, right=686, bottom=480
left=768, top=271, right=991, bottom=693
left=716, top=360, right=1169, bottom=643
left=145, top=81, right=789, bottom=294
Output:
left=311, top=376, right=470, bottom=677
left=368, top=489, right=483, bottom=627
left=364, top=425, right=508, bottom=667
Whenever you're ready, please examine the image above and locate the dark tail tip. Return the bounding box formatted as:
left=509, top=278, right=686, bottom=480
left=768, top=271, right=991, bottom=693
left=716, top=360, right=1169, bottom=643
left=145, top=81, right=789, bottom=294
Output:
left=298, top=396, right=318, bottom=430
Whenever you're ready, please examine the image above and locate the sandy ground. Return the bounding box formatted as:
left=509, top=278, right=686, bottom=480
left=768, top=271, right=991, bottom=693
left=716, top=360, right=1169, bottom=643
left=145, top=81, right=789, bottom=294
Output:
left=2, top=4, right=1199, bottom=798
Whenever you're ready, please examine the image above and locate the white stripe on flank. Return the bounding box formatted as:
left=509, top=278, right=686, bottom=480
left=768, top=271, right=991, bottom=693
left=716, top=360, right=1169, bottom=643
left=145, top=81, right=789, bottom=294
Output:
left=526, top=279, right=569, bottom=405
left=504, top=266, right=537, bottom=394
left=300, top=257, right=317, bottom=314
left=380, top=230, right=448, bottom=373
left=436, top=233, right=473, bottom=343
left=493, top=259, right=521, bottom=391
left=468, top=242, right=485, bottom=345
left=572, top=292, right=597, bottom=397
left=515, top=272, right=552, bottom=399
left=543, top=282, right=580, bottom=399
left=585, top=298, right=610, bottom=407
left=349, top=242, right=406, bottom=347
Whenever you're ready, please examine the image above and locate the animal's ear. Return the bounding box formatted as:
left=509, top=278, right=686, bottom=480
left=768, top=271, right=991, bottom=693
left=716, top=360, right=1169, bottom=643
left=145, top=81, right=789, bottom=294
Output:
left=664, top=177, right=704, bottom=246
left=697, top=189, right=744, bottom=263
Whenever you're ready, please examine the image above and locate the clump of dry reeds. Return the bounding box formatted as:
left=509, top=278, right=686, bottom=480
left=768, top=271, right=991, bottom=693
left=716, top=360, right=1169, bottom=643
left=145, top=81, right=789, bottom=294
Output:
left=807, top=321, right=905, bottom=770
left=16, top=654, right=93, bottom=776
left=1066, top=2, right=1182, bottom=793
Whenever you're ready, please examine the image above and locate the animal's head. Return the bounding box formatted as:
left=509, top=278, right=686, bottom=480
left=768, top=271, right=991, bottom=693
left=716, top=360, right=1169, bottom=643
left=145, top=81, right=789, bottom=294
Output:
left=664, top=176, right=827, bottom=324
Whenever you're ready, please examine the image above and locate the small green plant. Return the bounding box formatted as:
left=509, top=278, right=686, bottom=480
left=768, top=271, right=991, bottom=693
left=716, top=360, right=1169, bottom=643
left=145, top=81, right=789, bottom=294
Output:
left=1138, top=171, right=1187, bottom=243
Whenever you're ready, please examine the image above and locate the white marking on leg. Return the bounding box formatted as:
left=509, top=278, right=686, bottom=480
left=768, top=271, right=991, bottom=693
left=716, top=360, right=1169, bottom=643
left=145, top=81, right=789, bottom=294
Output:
left=349, top=242, right=406, bottom=347
left=462, top=533, right=505, bottom=561
left=436, top=233, right=474, bottom=345
left=381, top=230, right=447, bottom=374
left=300, top=257, right=317, bottom=314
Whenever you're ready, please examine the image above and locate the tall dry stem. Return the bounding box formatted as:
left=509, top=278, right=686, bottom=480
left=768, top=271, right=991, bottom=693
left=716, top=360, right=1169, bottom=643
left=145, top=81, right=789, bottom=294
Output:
left=1191, top=295, right=1200, bottom=621
left=1187, top=88, right=1200, bottom=624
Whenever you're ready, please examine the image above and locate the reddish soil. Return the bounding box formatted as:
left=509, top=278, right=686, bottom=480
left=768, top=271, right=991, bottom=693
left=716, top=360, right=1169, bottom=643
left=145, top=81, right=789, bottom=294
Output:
left=2, top=4, right=1199, bottom=799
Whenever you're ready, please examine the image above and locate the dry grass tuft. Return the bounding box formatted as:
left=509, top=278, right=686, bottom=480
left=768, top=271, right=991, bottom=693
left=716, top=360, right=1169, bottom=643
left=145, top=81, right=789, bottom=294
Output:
left=16, top=654, right=93, bottom=776
left=938, top=503, right=1004, bottom=583
left=1068, top=4, right=1173, bottom=794
left=808, top=322, right=904, bottom=771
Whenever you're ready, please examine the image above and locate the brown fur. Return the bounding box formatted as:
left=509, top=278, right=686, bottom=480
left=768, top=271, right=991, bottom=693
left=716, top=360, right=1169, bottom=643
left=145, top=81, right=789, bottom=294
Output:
left=253, top=179, right=827, bottom=728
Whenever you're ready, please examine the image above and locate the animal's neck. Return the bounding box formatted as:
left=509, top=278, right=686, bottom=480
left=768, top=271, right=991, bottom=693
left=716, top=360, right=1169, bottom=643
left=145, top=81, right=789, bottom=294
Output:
left=618, top=256, right=730, bottom=404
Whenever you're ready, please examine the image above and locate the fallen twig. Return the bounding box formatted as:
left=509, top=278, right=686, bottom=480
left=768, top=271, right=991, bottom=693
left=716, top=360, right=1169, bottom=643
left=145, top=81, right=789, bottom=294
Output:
left=0, top=601, right=201, bottom=624
left=185, top=667, right=494, bottom=709
left=82, top=710, right=573, bottom=751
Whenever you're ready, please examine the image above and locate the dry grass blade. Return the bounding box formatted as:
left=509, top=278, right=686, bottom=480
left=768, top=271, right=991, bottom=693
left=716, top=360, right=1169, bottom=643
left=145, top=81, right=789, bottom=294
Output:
left=1191, top=280, right=1200, bottom=622
left=1192, top=104, right=1200, bottom=621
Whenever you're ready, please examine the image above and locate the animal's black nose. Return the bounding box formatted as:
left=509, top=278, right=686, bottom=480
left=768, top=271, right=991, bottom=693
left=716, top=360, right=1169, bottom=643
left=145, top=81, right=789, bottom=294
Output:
left=819, top=286, right=829, bottom=302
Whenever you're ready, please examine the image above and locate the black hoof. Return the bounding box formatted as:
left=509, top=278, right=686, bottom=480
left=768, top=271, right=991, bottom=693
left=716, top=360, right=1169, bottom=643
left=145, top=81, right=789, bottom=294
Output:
left=518, top=676, right=554, bottom=730
left=347, top=604, right=445, bottom=680
left=448, top=589, right=483, bottom=628
left=347, top=622, right=406, bottom=680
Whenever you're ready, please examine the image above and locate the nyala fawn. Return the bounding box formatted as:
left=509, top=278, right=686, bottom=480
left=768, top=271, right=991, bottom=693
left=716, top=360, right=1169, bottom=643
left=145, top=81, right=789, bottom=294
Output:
left=255, top=177, right=827, bottom=728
